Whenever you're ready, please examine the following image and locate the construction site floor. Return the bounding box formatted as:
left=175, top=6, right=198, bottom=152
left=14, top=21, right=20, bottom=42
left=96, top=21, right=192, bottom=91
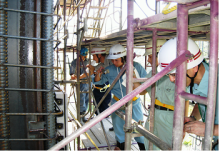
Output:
left=80, top=116, right=141, bottom=151
left=67, top=99, right=144, bottom=151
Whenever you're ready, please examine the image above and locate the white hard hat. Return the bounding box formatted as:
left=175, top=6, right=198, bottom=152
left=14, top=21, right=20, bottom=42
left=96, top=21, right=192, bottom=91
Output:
left=144, top=39, right=167, bottom=56
left=107, top=44, right=126, bottom=59
left=157, top=37, right=204, bottom=73
left=91, top=48, right=107, bottom=55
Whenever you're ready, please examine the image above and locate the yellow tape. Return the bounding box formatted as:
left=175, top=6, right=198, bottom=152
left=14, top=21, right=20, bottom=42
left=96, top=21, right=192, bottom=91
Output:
left=162, top=2, right=177, bottom=14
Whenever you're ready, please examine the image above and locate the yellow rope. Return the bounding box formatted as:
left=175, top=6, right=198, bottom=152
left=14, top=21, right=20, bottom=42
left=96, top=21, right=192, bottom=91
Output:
left=68, top=110, right=100, bottom=151
left=162, top=2, right=177, bottom=14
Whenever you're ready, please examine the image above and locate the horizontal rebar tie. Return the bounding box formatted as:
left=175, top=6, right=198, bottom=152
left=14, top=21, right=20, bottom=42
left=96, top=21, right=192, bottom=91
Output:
left=0, top=111, right=62, bottom=116
left=0, top=63, right=53, bottom=69
left=0, top=7, right=58, bottom=16
left=0, top=34, right=60, bottom=42
left=0, top=88, right=51, bottom=92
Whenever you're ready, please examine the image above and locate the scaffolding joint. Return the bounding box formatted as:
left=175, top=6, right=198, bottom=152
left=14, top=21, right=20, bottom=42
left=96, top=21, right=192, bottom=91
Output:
left=137, top=120, right=144, bottom=126
left=133, top=121, right=144, bottom=133
left=123, top=125, right=134, bottom=133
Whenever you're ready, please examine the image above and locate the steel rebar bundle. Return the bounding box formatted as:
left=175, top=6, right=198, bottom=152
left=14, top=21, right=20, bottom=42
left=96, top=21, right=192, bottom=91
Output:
left=0, top=0, right=10, bottom=150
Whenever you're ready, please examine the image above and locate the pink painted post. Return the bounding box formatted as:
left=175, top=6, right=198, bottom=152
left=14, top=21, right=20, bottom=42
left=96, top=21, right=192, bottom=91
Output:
left=185, top=0, right=210, bottom=10
left=204, top=0, right=218, bottom=150
left=172, top=4, right=188, bottom=150
left=179, top=91, right=207, bottom=105
left=125, top=0, right=134, bottom=150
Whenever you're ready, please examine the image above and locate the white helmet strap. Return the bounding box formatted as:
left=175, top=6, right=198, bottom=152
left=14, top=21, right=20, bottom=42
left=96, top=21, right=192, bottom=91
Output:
left=186, top=62, right=202, bottom=94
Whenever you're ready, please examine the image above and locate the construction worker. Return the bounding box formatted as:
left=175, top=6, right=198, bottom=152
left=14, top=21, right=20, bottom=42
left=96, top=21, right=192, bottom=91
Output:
left=133, top=39, right=176, bottom=150
left=158, top=37, right=219, bottom=150
left=93, top=44, right=147, bottom=150
left=70, top=47, right=90, bottom=122
left=88, top=48, right=113, bottom=131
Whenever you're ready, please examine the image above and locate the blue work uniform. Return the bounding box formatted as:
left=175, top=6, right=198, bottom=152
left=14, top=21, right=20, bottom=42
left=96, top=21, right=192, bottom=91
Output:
left=93, top=61, right=147, bottom=144
left=144, top=70, right=175, bottom=150
left=190, top=62, right=219, bottom=150
left=92, top=59, right=112, bottom=115
left=70, top=58, right=89, bottom=113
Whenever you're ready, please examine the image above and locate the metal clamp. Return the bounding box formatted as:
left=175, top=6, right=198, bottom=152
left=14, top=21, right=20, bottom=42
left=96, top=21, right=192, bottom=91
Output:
left=123, top=125, right=134, bottom=133
left=138, top=120, right=144, bottom=126
left=133, top=121, right=144, bottom=133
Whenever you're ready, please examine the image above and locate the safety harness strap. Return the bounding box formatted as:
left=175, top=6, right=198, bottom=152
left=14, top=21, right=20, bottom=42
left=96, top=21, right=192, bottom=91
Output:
left=155, top=99, right=174, bottom=111
left=113, top=94, right=140, bottom=102
left=92, top=84, right=110, bottom=92
left=186, top=63, right=201, bottom=104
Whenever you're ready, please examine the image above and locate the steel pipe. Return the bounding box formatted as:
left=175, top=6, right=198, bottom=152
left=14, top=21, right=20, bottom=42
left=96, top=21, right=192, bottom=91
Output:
left=63, top=0, right=67, bottom=91
left=148, top=29, right=157, bottom=150
left=185, top=0, right=210, bottom=10
left=0, top=7, right=58, bottom=16
left=76, top=0, right=81, bottom=149
left=54, top=80, right=87, bottom=84
left=203, top=0, right=218, bottom=150
left=48, top=51, right=191, bottom=151
left=115, top=110, right=172, bottom=150
left=1, top=63, right=53, bottom=68
left=135, top=124, right=172, bottom=150
left=0, top=88, right=51, bottom=92
left=0, top=34, right=58, bottom=41
left=0, top=137, right=57, bottom=141
left=179, top=91, right=207, bottom=105
left=0, top=111, right=62, bottom=116
left=173, top=3, right=188, bottom=150
left=125, top=0, right=134, bottom=150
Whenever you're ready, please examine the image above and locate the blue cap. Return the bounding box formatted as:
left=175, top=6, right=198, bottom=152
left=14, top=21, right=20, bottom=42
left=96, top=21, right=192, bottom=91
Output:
left=80, top=47, right=88, bottom=56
